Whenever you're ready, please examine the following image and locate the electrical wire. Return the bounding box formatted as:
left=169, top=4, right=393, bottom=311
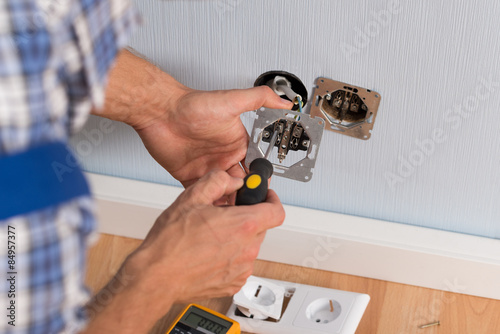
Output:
left=294, top=95, right=303, bottom=120
left=297, top=96, right=304, bottom=113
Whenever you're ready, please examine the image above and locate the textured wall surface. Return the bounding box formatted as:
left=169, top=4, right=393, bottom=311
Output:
left=71, top=0, right=500, bottom=239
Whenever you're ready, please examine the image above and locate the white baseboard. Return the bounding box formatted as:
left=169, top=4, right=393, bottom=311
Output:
left=87, top=173, right=500, bottom=300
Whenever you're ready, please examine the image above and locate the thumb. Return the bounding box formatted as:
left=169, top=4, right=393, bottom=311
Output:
left=226, top=85, right=294, bottom=115
left=185, top=170, right=244, bottom=205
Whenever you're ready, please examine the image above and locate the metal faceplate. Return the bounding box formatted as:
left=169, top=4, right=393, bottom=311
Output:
left=246, top=108, right=324, bottom=182
left=310, top=78, right=381, bottom=140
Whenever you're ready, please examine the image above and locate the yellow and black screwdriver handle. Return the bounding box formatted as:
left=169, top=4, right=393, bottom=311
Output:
left=235, top=158, right=274, bottom=206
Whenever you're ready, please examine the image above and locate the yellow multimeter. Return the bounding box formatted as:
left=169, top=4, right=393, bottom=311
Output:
left=166, top=304, right=240, bottom=334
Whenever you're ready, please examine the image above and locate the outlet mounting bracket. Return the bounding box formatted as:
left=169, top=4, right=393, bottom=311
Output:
left=246, top=108, right=324, bottom=182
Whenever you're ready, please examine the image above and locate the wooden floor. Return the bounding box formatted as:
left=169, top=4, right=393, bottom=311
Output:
left=86, top=234, right=500, bottom=334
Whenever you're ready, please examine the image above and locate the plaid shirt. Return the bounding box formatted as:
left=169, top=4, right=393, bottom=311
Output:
left=0, top=0, right=138, bottom=332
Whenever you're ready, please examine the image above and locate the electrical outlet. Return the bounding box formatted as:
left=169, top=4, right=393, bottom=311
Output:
left=310, top=77, right=381, bottom=140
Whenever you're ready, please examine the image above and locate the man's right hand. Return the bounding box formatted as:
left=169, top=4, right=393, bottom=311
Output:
left=133, top=170, right=285, bottom=302
left=82, top=170, right=285, bottom=333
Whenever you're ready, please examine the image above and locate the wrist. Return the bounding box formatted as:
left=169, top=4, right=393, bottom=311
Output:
left=96, top=49, right=190, bottom=130
left=124, top=65, right=191, bottom=131
left=124, top=246, right=179, bottom=309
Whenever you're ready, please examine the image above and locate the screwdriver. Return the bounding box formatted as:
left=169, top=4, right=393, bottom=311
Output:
left=235, top=131, right=278, bottom=206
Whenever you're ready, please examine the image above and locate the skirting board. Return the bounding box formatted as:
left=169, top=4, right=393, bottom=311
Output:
left=87, top=172, right=500, bottom=300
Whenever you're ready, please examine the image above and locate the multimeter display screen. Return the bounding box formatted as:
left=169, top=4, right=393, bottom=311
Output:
left=180, top=306, right=231, bottom=334
left=185, top=313, right=228, bottom=334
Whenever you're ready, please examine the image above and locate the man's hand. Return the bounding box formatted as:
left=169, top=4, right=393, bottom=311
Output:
left=93, top=50, right=293, bottom=187
left=133, top=170, right=285, bottom=302
left=83, top=171, right=286, bottom=333
left=135, top=86, right=291, bottom=187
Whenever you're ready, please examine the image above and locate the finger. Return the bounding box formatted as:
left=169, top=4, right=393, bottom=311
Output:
left=185, top=170, right=244, bottom=205
left=181, top=178, right=198, bottom=189
left=225, top=164, right=247, bottom=206
left=228, top=189, right=285, bottom=233
left=226, top=86, right=294, bottom=115
left=212, top=164, right=245, bottom=206
left=258, top=189, right=286, bottom=229
left=213, top=196, right=230, bottom=207
left=254, top=230, right=267, bottom=246
left=239, top=157, right=249, bottom=175
left=227, top=162, right=246, bottom=179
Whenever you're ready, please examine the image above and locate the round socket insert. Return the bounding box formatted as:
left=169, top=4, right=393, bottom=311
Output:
left=306, top=298, right=342, bottom=324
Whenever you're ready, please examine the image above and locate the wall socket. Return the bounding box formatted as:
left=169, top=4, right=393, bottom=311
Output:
left=310, top=77, right=381, bottom=140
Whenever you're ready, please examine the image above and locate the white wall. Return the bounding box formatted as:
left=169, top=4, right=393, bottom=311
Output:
left=72, top=0, right=500, bottom=239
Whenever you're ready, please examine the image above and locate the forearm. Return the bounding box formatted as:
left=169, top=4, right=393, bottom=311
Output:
left=92, top=48, right=189, bottom=129
left=81, top=251, right=175, bottom=333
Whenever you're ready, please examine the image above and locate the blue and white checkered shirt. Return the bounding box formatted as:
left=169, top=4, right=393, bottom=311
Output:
left=0, top=0, right=138, bottom=332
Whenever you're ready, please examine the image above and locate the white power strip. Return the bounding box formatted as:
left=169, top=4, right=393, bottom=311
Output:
left=226, top=276, right=370, bottom=334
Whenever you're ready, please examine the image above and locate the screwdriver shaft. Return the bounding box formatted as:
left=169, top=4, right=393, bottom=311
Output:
left=265, top=130, right=279, bottom=160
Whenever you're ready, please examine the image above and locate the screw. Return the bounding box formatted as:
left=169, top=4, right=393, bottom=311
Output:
left=419, top=321, right=440, bottom=329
